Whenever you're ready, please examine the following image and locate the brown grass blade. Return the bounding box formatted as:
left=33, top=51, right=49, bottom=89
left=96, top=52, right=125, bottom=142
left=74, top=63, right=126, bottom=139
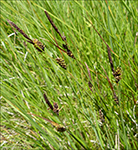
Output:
left=101, top=66, right=119, bottom=104
left=107, top=45, right=114, bottom=73
left=7, top=19, right=32, bottom=42
left=43, top=93, right=54, bottom=111
left=85, top=62, right=93, bottom=91
left=44, top=10, right=65, bottom=41
left=85, top=16, right=115, bottom=75
left=29, top=113, right=66, bottom=132
left=44, top=10, right=75, bottom=59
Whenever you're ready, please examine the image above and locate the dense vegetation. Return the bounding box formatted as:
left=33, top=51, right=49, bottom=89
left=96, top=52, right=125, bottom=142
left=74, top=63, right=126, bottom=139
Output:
left=1, top=1, right=138, bottom=149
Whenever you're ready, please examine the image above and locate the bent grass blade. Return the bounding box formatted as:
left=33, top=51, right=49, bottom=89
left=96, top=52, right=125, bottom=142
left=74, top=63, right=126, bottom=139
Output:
left=30, top=113, right=66, bottom=132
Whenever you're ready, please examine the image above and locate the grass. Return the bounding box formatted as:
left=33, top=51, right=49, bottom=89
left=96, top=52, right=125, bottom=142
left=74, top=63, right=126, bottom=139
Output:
left=1, top=1, right=138, bottom=149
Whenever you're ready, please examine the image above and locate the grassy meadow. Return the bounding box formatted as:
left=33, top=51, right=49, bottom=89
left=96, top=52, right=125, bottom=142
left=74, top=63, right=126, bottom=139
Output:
left=1, top=1, right=138, bottom=149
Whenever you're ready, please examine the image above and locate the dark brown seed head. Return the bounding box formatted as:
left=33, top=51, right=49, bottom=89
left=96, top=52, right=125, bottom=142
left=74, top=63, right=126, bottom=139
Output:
left=62, top=35, right=66, bottom=41
left=53, top=102, right=58, bottom=109
left=63, top=44, right=68, bottom=49
left=67, top=50, right=75, bottom=59
left=88, top=81, right=93, bottom=89
left=114, top=96, right=119, bottom=105
left=63, top=44, right=75, bottom=59
left=113, top=67, right=121, bottom=83
left=53, top=102, right=59, bottom=115
left=33, top=39, right=45, bottom=52
left=56, top=125, right=66, bottom=132
left=56, top=58, right=66, bottom=69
